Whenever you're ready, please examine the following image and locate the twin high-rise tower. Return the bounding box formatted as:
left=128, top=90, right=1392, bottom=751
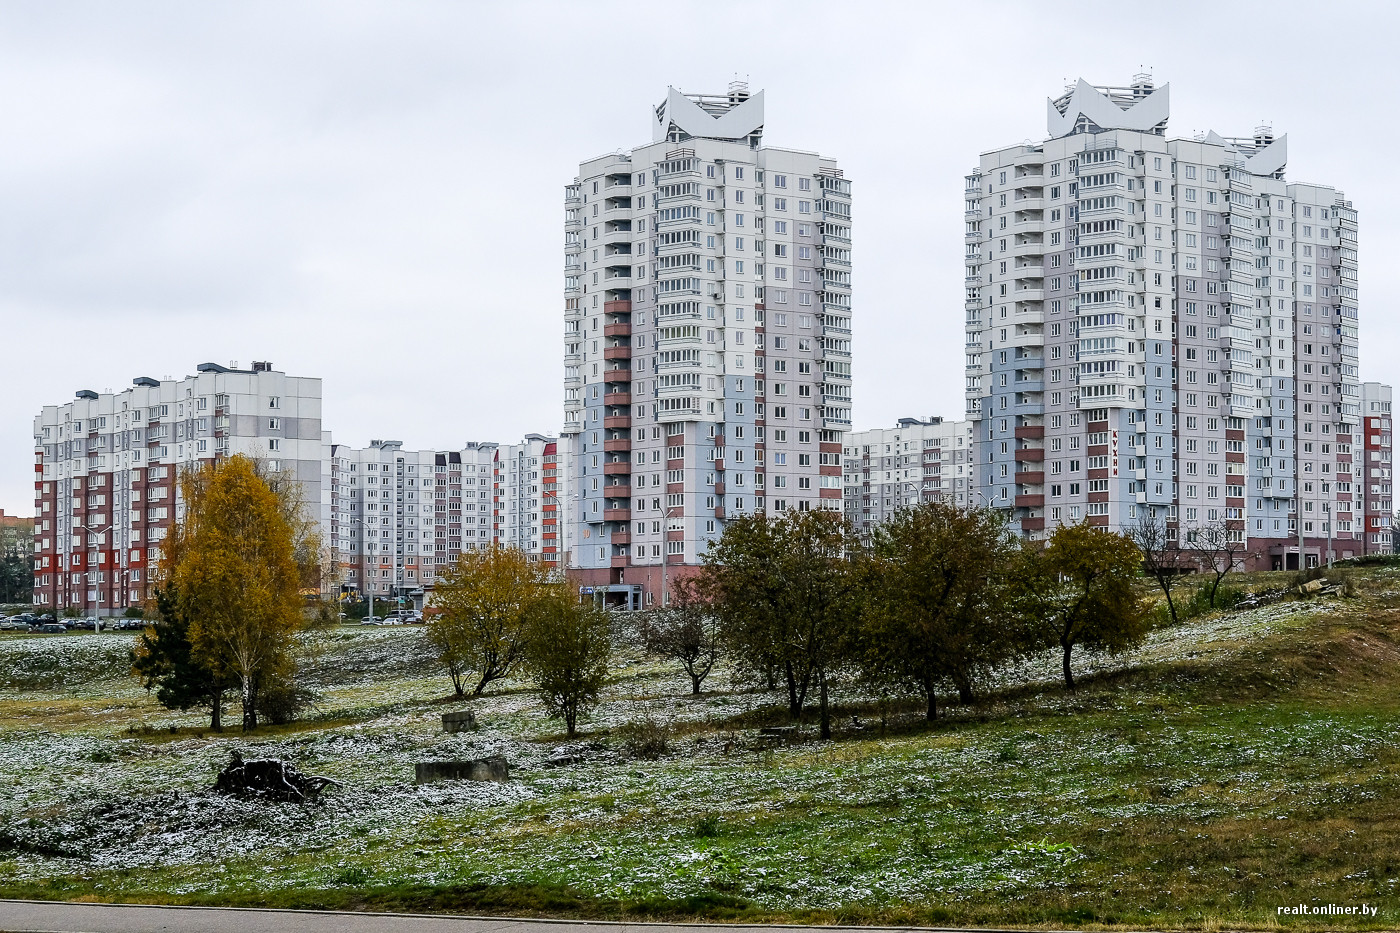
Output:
left=965, top=76, right=1364, bottom=568
left=563, top=83, right=851, bottom=606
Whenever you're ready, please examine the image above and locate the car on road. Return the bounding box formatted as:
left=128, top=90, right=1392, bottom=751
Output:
left=360, top=616, right=383, bottom=625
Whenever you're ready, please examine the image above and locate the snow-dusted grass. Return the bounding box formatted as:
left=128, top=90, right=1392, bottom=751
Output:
left=3, top=577, right=1400, bottom=929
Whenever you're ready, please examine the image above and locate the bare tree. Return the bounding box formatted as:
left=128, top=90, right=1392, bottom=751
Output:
left=1128, top=508, right=1190, bottom=626
left=638, top=576, right=722, bottom=695
left=1185, top=518, right=1251, bottom=608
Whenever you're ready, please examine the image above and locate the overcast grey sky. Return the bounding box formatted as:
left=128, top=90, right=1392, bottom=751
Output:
left=2, top=0, right=1397, bottom=514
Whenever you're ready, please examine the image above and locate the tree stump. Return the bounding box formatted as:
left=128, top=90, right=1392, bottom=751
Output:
left=212, top=750, right=340, bottom=803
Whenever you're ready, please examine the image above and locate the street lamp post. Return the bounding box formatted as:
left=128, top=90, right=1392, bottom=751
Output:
left=353, top=517, right=376, bottom=622
left=78, top=521, right=114, bottom=630
left=660, top=505, right=681, bottom=608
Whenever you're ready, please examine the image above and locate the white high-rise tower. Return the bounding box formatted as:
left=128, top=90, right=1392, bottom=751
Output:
left=563, top=83, right=852, bottom=607
left=967, top=77, right=1360, bottom=569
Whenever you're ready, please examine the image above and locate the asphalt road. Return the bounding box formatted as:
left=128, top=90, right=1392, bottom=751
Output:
left=0, top=902, right=1044, bottom=933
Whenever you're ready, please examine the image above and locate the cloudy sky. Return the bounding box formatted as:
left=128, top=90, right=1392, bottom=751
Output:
left=2, top=0, right=1397, bottom=514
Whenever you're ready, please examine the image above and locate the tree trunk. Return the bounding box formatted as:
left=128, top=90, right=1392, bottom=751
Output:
left=241, top=674, right=258, bottom=731
left=925, top=682, right=938, bottom=722
left=1162, top=578, right=1179, bottom=625
left=1061, top=642, right=1076, bottom=691
left=952, top=670, right=975, bottom=705
left=690, top=671, right=702, bottom=695
left=210, top=689, right=223, bottom=733
left=785, top=665, right=800, bottom=716
left=818, top=670, right=831, bottom=740
left=565, top=706, right=577, bottom=738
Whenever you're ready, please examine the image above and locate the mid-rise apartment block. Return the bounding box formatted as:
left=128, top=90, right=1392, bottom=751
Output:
left=843, top=417, right=973, bottom=538
left=31, top=362, right=331, bottom=614
left=563, top=83, right=850, bottom=607
left=966, top=76, right=1360, bottom=569
left=337, top=435, right=566, bottom=605
left=1361, top=382, right=1393, bottom=555
left=496, top=434, right=565, bottom=566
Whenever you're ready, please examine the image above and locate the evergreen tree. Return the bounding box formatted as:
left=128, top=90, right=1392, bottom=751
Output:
left=131, top=584, right=236, bottom=731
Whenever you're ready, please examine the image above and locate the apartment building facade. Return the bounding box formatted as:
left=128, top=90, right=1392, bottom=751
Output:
left=337, top=435, right=566, bottom=605
left=31, top=362, right=331, bottom=614
left=1361, top=382, right=1393, bottom=555
left=966, top=77, right=1360, bottom=569
left=337, top=440, right=494, bottom=602
left=843, top=417, right=974, bottom=538
left=563, top=84, right=850, bottom=608
left=496, top=434, right=565, bottom=568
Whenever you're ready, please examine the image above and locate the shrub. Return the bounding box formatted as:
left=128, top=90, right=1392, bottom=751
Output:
left=258, top=681, right=318, bottom=725
left=620, top=714, right=671, bottom=760
left=693, top=813, right=722, bottom=838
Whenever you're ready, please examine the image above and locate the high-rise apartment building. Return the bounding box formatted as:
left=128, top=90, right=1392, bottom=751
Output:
left=337, top=435, right=566, bottom=605
left=843, top=417, right=973, bottom=538
left=966, top=77, right=1360, bottom=569
left=563, top=84, right=850, bottom=607
left=31, top=362, right=332, bottom=613
left=1361, top=382, right=1393, bottom=555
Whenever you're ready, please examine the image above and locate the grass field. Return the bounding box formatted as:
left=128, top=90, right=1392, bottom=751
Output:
left=2, top=571, right=1400, bottom=930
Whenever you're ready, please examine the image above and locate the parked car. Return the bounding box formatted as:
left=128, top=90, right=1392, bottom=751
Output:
left=361, top=616, right=383, bottom=625
left=0, top=619, right=30, bottom=632
left=37, top=623, right=67, bottom=634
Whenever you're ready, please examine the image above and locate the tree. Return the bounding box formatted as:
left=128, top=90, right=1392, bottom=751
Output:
left=862, top=501, right=1020, bottom=720
left=637, top=576, right=722, bottom=695
left=0, top=548, right=32, bottom=604
left=1128, top=508, right=1189, bottom=626
left=1185, top=518, right=1251, bottom=608
left=1018, top=522, right=1147, bottom=690
left=525, top=594, right=612, bottom=737
left=702, top=509, right=859, bottom=738
left=427, top=546, right=556, bottom=697
left=162, top=455, right=305, bottom=731
left=131, top=583, right=237, bottom=731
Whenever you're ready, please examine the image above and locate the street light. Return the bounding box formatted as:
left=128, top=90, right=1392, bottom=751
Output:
left=78, top=521, right=116, bottom=630
left=540, top=490, right=577, bottom=575
left=660, top=504, right=682, bottom=608
left=353, top=517, right=378, bottom=622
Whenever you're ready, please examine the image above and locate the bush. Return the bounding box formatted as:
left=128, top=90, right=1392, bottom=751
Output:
left=693, top=813, right=722, bottom=838
left=258, top=681, right=318, bottom=725
left=620, top=714, right=671, bottom=760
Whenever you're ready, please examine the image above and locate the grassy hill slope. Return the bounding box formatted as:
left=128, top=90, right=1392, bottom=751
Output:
left=2, top=569, right=1399, bottom=930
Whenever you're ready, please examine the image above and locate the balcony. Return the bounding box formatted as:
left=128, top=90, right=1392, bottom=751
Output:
left=1015, top=470, right=1044, bottom=485
left=603, top=322, right=632, bottom=338
left=603, top=416, right=631, bottom=430
left=602, top=462, right=631, bottom=476
left=1014, top=425, right=1045, bottom=439
left=1021, top=517, right=1046, bottom=531
left=1012, top=448, right=1045, bottom=462
left=603, top=437, right=631, bottom=452
left=611, top=531, right=631, bottom=545
left=603, top=391, right=632, bottom=406
left=1015, top=494, right=1045, bottom=508
left=603, top=508, right=631, bottom=522
left=603, top=346, right=631, bottom=361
